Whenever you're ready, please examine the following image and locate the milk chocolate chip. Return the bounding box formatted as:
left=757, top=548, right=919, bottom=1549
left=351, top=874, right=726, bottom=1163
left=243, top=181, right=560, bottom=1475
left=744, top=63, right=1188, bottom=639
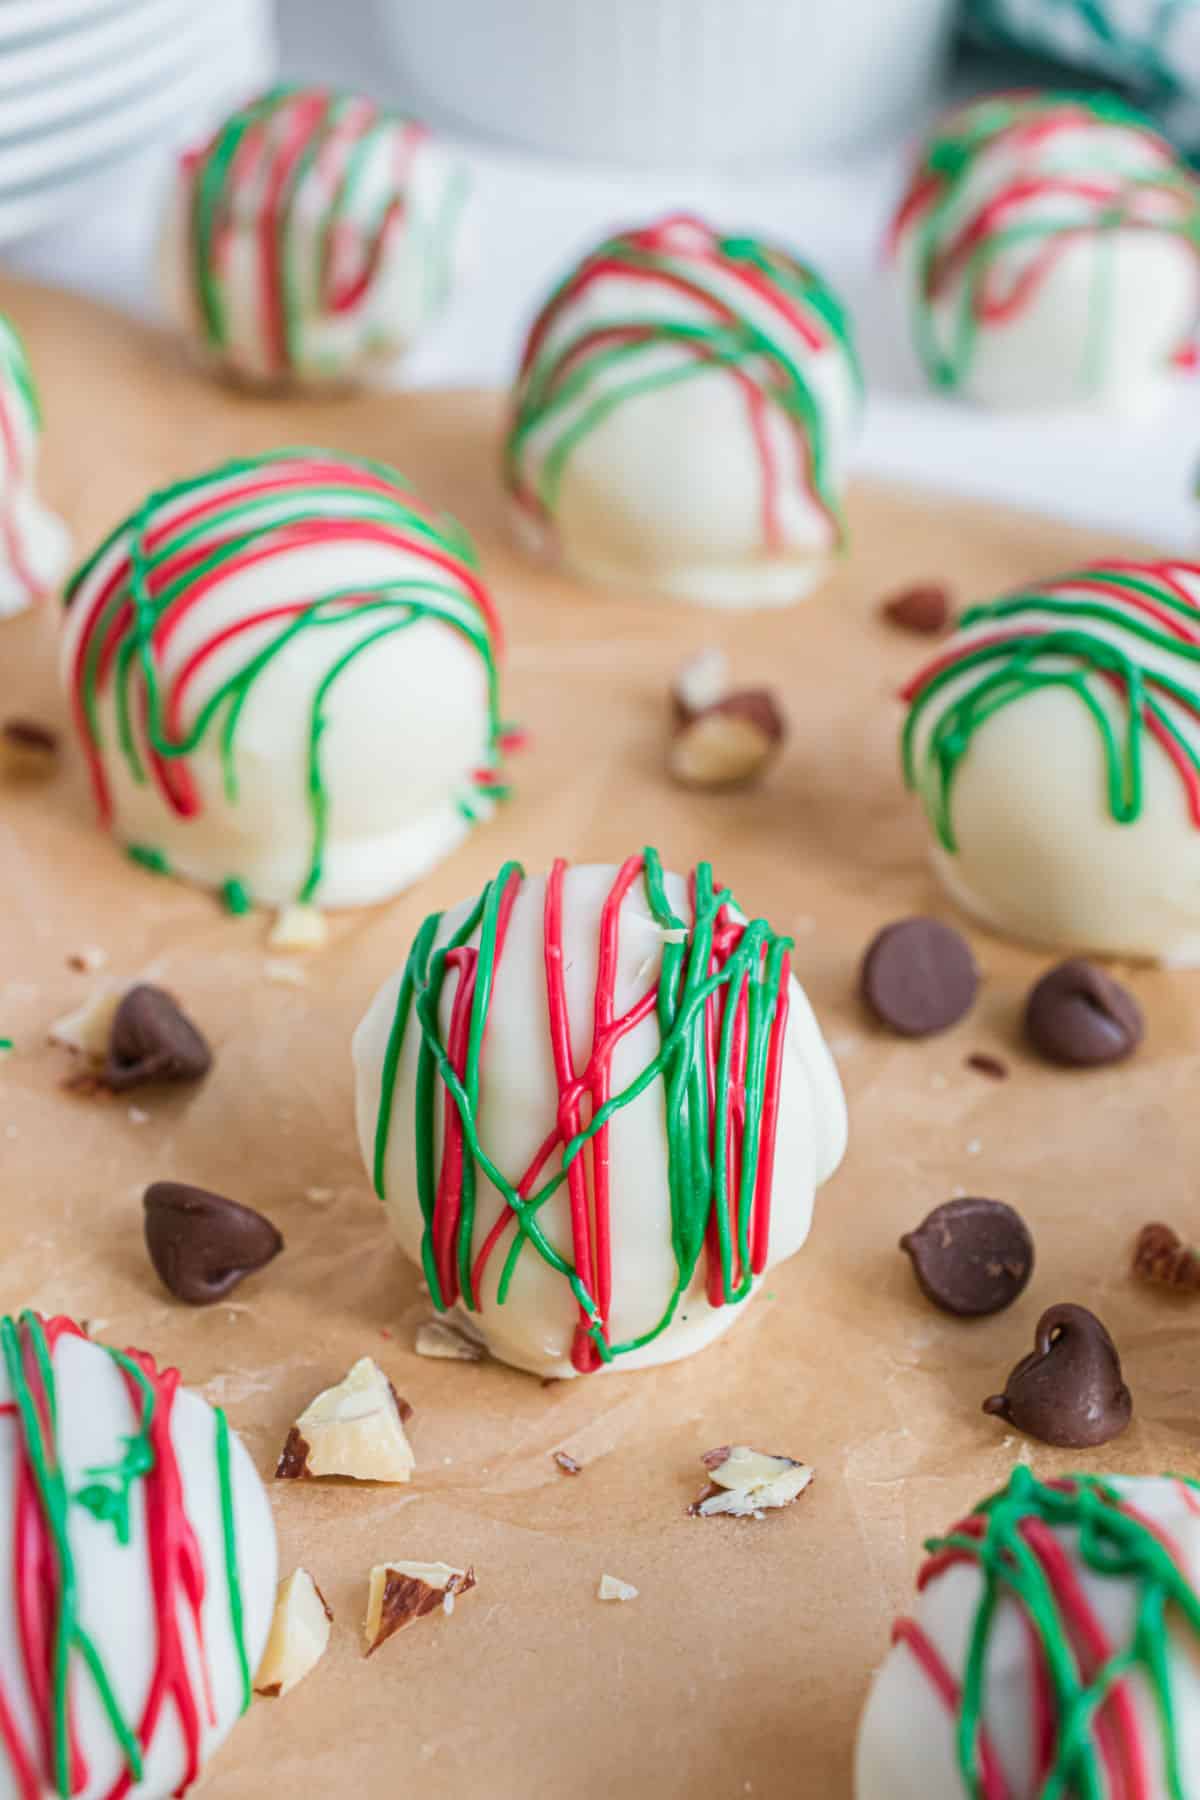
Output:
left=1024, top=959, right=1143, bottom=1068
left=860, top=918, right=979, bottom=1037
left=901, top=1197, right=1033, bottom=1317
left=103, top=985, right=212, bottom=1091
left=143, top=1180, right=283, bottom=1304
left=983, top=1303, right=1131, bottom=1447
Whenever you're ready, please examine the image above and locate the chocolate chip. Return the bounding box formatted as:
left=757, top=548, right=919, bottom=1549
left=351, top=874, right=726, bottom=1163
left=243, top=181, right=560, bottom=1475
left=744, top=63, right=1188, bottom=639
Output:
left=2, top=717, right=59, bottom=753
left=102, top=985, right=212, bottom=1092
left=880, top=582, right=953, bottom=634
left=143, top=1180, right=283, bottom=1304
left=1024, top=959, right=1143, bottom=1067
left=966, top=1052, right=1008, bottom=1080
left=860, top=918, right=979, bottom=1037
left=983, top=1303, right=1131, bottom=1447
left=900, top=1197, right=1034, bottom=1317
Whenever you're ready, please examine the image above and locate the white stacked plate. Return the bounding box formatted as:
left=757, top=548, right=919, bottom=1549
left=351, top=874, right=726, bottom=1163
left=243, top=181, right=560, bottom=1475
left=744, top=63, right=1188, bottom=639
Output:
left=0, top=0, right=276, bottom=242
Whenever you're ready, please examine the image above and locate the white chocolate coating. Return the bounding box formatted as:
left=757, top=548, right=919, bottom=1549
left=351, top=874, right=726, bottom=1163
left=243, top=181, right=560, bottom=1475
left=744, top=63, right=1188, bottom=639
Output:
left=59, top=452, right=505, bottom=910
left=353, top=860, right=847, bottom=1377
left=0, top=316, right=69, bottom=620
left=160, top=87, right=469, bottom=389
left=506, top=215, right=861, bottom=609
left=856, top=1474, right=1200, bottom=1799
left=893, top=94, right=1200, bottom=411
left=0, top=1322, right=276, bottom=1799
left=903, top=561, right=1200, bottom=962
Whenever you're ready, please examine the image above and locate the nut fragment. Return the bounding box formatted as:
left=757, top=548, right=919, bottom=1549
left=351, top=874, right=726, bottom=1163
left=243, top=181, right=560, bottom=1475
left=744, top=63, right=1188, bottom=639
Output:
left=597, top=1574, right=638, bottom=1602
left=254, top=1569, right=332, bottom=1697
left=67, top=947, right=107, bottom=975
left=1132, top=1222, right=1200, bottom=1292
left=268, top=905, right=328, bottom=953
left=669, top=691, right=785, bottom=790
left=415, top=1318, right=484, bottom=1362
left=275, top=1357, right=415, bottom=1483
left=50, top=985, right=125, bottom=1061
left=363, top=1562, right=475, bottom=1656
left=688, top=1445, right=814, bottom=1518
left=1, top=718, right=60, bottom=780
left=880, top=582, right=953, bottom=635
left=671, top=647, right=730, bottom=720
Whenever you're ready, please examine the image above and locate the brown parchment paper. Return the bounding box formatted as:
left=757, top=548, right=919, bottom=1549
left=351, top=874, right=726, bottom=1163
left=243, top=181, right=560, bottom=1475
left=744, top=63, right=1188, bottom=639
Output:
left=1, top=272, right=1199, bottom=1800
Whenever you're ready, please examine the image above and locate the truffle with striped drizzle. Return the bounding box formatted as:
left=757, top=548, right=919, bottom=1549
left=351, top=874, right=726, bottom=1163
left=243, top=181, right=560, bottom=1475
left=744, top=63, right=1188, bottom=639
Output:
left=0, top=313, right=69, bottom=620
left=60, top=449, right=513, bottom=910
left=902, top=560, right=1200, bottom=962
left=0, top=1312, right=276, bottom=1799
left=505, top=214, right=862, bottom=609
left=161, top=85, right=469, bottom=388
left=353, top=852, right=847, bottom=1378
left=890, top=91, right=1200, bottom=410
left=856, top=1467, right=1200, bottom=1799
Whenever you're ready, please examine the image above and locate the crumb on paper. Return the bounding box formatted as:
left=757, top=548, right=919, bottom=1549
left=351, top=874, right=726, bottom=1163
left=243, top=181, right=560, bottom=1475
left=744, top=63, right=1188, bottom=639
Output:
left=304, top=1186, right=335, bottom=1205
left=830, top=1035, right=860, bottom=1062
left=553, top=1451, right=582, bottom=1476
left=67, top=947, right=107, bottom=974
left=127, top=1106, right=150, bottom=1126
left=689, top=1445, right=814, bottom=1519
left=597, top=1574, right=638, bottom=1602
left=363, top=1562, right=476, bottom=1656
left=966, top=1138, right=982, bottom=1156
left=268, top=904, right=328, bottom=953
left=263, top=958, right=308, bottom=987
left=416, top=1318, right=484, bottom=1362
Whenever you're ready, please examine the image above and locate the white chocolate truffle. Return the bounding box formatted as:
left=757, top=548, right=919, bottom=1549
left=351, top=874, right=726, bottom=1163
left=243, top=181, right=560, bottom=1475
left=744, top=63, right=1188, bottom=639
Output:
left=891, top=92, right=1200, bottom=411
left=0, top=314, right=69, bottom=620
left=353, top=851, right=847, bottom=1379
left=902, top=559, right=1200, bottom=963
left=856, top=1467, right=1200, bottom=1799
left=161, top=86, right=469, bottom=389
left=505, top=214, right=862, bottom=609
left=0, top=1311, right=276, bottom=1798
left=60, top=449, right=511, bottom=911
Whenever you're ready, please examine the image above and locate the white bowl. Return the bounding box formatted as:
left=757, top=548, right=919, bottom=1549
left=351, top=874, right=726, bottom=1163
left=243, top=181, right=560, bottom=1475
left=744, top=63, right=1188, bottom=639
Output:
left=377, top=0, right=959, bottom=166
left=0, top=0, right=151, bottom=46
left=0, top=0, right=182, bottom=94
left=0, top=4, right=222, bottom=140
left=0, top=0, right=275, bottom=241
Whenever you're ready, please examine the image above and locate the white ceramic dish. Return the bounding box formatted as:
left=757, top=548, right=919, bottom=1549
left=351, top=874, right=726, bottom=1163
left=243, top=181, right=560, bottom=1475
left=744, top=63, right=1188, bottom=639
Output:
left=378, top=0, right=959, bottom=166
left=0, top=0, right=178, bottom=93
left=0, top=0, right=274, bottom=242
left=0, top=5, right=217, bottom=139
left=0, top=0, right=148, bottom=46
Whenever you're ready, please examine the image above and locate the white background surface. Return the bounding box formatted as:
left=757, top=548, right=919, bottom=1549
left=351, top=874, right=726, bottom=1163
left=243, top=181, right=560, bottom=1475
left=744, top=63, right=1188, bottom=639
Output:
left=6, top=0, right=1200, bottom=553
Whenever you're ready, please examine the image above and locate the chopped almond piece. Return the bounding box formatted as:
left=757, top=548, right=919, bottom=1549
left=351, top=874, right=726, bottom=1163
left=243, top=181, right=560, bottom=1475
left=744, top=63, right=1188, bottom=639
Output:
left=363, top=1561, right=475, bottom=1656
left=597, top=1574, right=638, bottom=1602
left=254, top=1569, right=332, bottom=1697
left=275, top=1357, right=414, bottom=1483
left=689, top=1445, right=813, bottom=1518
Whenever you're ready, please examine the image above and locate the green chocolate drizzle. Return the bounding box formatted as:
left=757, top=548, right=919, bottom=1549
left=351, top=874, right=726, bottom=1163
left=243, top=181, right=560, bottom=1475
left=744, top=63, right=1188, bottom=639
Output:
left=505, top=216, right=861, bottom=553
left=65, top=449, right=507, bottom=907
left=927, top=1465, right=1200, bottom=1799
left=902, top=563, right=1200, bottom=851
left=371, top=850, right=794, bottom=1367
left=897, top=91, right=1200, bottom=393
